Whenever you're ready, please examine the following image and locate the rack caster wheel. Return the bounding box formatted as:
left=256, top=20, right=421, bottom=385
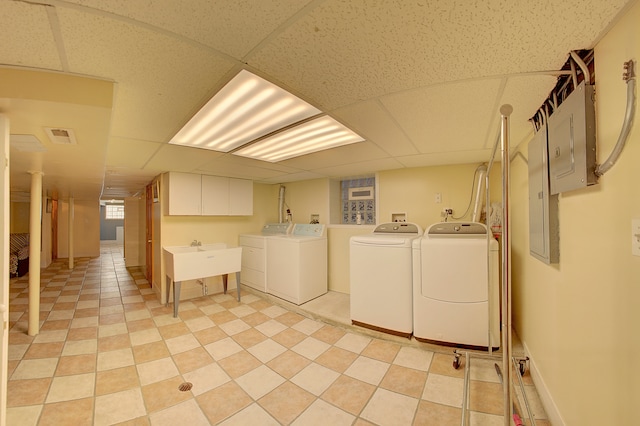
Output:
left=453, top=354, right=461, bottom=369
left=518, top=362, right=526, bottom=376
left=516, top=357, right=528, bottom=376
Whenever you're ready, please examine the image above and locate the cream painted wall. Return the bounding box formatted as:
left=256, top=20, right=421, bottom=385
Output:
left=56, top=199, right=100, bottom=258
left=378, top=164, right=502, bottom=229
left=278, top=178, right=330, bottom=225
left=9, top=202, right=29, bottom=233
left=327, top=226, right=373, bottom=293
left=510, top=3, right=640, bottom=424
left=9, top=199, right=53, bottom=268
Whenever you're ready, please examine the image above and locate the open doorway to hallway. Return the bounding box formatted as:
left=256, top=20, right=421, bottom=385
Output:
left=99, top=201, right=124, bottom=245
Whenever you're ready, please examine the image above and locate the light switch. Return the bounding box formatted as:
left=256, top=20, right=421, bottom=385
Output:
left=632, top=219, right=640, bottom=256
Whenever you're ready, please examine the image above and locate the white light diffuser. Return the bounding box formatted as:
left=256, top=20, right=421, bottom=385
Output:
left=169, top=69, right=321, bottom=152
left=233, top=115, right=365, bottom=162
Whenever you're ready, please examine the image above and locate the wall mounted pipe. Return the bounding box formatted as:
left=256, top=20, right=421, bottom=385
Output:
left=595, top=60, right=636, bottom=177
left=472, top=165, right=487, bottom=222
left=278, top=185, right=285, bottom=223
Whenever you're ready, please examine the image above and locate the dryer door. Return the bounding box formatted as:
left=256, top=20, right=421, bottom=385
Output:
left=420, top=238, right=488, bottom=303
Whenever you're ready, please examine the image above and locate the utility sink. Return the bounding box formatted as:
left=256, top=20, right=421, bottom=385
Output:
left=163, top=243, right=242, bottom=316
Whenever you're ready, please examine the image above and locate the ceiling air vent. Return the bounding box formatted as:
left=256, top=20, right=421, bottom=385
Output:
left=44, top=127, right=77, bottom=145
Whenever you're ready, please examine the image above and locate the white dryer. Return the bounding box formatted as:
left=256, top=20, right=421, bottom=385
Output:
left=239, top=223, right=291, bottom=292
left=412, top=222, right=500, bottom=348
left=266, top=223, right=327, bottom=305
left=350, top=222, right=423, bottom=337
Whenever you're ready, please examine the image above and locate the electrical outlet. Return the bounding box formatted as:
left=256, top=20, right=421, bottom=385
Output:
left=435, top=193, right=442, bottom=203
left=632, top=218, right=640, bottom=256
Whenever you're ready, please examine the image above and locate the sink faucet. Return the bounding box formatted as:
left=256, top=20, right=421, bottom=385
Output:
left=191, top=239, right=201, bottom=246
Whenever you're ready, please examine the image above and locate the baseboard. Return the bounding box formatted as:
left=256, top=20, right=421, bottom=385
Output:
left=522, top=341, right=565, bottom=426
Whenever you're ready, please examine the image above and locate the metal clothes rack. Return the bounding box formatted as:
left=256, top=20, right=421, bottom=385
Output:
left=454, top=105, right=536, bottom=426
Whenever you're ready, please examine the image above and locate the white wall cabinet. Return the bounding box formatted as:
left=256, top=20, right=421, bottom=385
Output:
left=167, top=172, right=202, bottom=215
left=202, top=175, right=229, bottom=215
left=167, top=172, right=253, bottom=216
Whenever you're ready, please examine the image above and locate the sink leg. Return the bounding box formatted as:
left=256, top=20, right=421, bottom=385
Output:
left=173, top=281, right=181, bottom=318
left=165, top=276, right=171, bottom=307
left=222, top=274, right=228, bottom=294
left=236, top=271, right=241, bottom=302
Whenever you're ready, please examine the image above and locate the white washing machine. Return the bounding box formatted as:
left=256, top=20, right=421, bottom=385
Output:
left=350, top=222, right=423, bottom=337
left=412, top=222, right=500, bottom=348
left=239, top=223, right=291, bottom=292
left=266, top=223, right=327, bottom=305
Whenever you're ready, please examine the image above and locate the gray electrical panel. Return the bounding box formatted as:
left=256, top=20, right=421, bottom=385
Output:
left=528, top=121, right=559, bottom=264
left=547, top=81, right=597, bottom=195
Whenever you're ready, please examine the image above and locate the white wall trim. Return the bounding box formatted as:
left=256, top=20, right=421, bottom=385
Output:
left=523, top=341, right=566, bottom=426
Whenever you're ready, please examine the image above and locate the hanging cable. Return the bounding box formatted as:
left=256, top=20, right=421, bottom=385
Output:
left=595, top=60, right=636, bottom=177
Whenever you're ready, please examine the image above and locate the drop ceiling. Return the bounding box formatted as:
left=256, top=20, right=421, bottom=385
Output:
left=0, top=0, right=636, bottom=201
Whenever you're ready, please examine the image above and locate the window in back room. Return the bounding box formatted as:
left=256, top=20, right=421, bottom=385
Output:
left=105, top=204, right=125, bottom=220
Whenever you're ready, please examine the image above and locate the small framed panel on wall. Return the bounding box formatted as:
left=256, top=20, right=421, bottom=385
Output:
left=153, top=180, right=160, bottom=203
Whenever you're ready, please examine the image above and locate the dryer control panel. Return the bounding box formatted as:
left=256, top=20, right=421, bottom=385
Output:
left=373, top=222, right=422, bottom=235
left=292, top=223, right=326, bottom=237
left=427, top=222, right=487, bottom=235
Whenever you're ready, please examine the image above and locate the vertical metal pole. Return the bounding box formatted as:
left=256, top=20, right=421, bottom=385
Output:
left=485, top=131, right=500, bottom=353
left=461, top=351, right=471, bottom=426
left=500, top=104, right=513, bottom=425
left=28, top=171, right=43, bottom=336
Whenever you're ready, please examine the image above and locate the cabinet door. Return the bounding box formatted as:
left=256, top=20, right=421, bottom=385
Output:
left=202, top=175, right=229, bottom=215
left=168, top=172, right=202, bottom=215
left=229, top=178, right=253, bottom=215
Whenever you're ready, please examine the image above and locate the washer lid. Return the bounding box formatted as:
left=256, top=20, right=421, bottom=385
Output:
left=373, top=222, right=422, bottom=235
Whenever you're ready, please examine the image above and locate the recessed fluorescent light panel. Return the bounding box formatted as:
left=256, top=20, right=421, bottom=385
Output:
left=169, top=69, right=321, bottom=152
left=233, top=115, right=365, bottom=162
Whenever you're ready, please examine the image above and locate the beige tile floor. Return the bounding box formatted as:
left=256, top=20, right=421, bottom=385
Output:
left=6, top=241, right=549, bottom=425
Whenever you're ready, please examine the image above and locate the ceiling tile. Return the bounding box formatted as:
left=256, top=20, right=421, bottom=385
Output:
left=381, top=79, right=503, bottom=153
left=279, top=140, right=389, bottom=170
left=57, top=7, right=238, bottom=142
left=333, top=100, right=419, bottom=157
left=106, top=137, right=163, bottom=169
left=143, top=145, right=223, bottom=174
left=396, top=150, right=496, bottom=169
left=311, top=158, right=405, bottom=178
left=0, top=1, right=63, bottom=71
left=196, top=155, right=304, bottom=180
left=62, top=0, right=316, bottom=58
left=259, top=171, right=328, bottom=184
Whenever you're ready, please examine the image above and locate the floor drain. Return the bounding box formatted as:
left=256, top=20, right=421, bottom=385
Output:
left=178, top=382, right=193, bottom=392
